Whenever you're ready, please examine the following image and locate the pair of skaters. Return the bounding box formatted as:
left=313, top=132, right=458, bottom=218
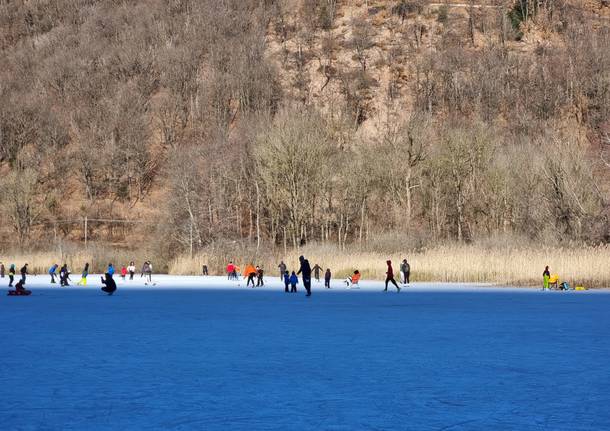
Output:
left=344, top=260, right=406, bottom=292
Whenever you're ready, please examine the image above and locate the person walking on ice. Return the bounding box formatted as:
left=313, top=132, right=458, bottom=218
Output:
left=312, top=263, right=322, bottom=282
left=278, top=261, right=287, bottom=280
left=297, top=255, right=312, bottom=297
left=128, top=261, right=136, bottom=280
left=20, top=263, right=28, bottom=284
left=400, top=259, right=410, bottom=285
left=324, top=268, right=331, bottom=289
left=283, top=270, right=290, bottom=292
left=384, top=260, right=400, bottom=292
left=141, top=261, right=153, bottom=285
left=289, top=271, right=299, bottom=293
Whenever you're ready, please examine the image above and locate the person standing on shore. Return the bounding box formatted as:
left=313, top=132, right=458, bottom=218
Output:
left=383, top=260, right=400, bottom=292
left=297, top=255, right=312, bottom=297
left=543, top=266, right=550, bottom=290
left=0, top=262, right=5, bottom=278
left=400, top=259, right=410, bottom=285
left=8, top=264, right=15, bottom=287
left=278, top=261, right=287, bottom=280
left=128, top=261, right=136, bottom=280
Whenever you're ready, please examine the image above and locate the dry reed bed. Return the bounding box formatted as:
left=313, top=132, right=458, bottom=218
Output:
left=169, top=245, right=610, bottom=288
left=3, top=246, right=609, bottom=288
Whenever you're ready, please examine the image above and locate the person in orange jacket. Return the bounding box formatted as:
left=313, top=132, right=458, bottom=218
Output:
left=244, top=263, right=257, bottom=287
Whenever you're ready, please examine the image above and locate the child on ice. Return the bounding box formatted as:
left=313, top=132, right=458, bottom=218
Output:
left=289, top=271, right=299, bottom=293
left=324, top=268, right=331, bottom=289
left=283, top=270, right=290, bottom=293
left=121, top=266, right=127, bottom=281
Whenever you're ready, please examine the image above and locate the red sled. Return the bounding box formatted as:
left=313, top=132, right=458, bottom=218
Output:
left=8, top=289, right=31, bottom=296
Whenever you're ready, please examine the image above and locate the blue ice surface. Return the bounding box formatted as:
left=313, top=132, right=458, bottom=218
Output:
left=1, top=280, right=609, bottom=431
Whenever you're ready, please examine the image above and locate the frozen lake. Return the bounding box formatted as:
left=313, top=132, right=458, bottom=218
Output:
left=1, top=276, right=609, bottom=430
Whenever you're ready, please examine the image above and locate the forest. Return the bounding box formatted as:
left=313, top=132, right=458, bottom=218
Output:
left=1, top=0, right=609, bottom=277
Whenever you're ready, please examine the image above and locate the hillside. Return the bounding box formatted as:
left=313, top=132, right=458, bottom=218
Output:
left=1, top=0, right=609, bottom=261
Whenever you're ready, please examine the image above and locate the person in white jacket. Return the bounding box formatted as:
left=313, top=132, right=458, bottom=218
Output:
left=127, top=261, right=136, bottom=280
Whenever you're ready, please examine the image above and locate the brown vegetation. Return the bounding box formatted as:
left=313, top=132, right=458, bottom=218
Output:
left=1, top=0, right=609, bottom=280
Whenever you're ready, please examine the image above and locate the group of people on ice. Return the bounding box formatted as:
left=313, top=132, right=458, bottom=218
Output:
left=1, top=259, right=153, bottom=296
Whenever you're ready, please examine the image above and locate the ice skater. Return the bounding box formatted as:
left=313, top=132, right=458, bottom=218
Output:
left=400, top=259, right=410, bottom=285
left=20, top=263, right=28, bottom=284
left=77, top=263, right=89, bottom=286
left=297, top=255, right=312, bottom=297
left=244, top=263, right=257, bottom=287
left=120, top=265, right=127, bottom=281
left=256, top=266, right=264, bottom=287
left=60, top=264, right=71, bottom=286
left=107, top=263, right=115, bottom=277
left=8, top=264, right=15, bottom=287
left=383, top=260, right=400, bottom=292
left=48, top=264, right=58, bottom=284
left=324, top=268, right=331, bottom=289
left=101, top=272, right=117, bottom=295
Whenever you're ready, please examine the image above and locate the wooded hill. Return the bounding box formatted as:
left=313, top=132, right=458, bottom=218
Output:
left=1, top=0, right=609, bottom=257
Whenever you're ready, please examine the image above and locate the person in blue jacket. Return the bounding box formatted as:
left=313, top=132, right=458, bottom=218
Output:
left=289, top=271, right=299, bottom=293
left=107, top=263, right=115, bottom=277
left=49, top=264, right=58, bottom=284
left=283, top=270, right=290, bottom=293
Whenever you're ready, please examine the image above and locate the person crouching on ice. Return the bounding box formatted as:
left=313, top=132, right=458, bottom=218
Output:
left=101, top=273, right=117, bottom=295
left=244, top=263, right=257, bottom=288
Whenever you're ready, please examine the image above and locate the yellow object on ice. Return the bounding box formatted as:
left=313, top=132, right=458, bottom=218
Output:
left=575, top=286, right=587, bottom=291
left=548, top=274, right=559, bottom=283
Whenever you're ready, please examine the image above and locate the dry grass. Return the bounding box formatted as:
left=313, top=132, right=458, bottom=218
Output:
left=3, top=244, right=609, bottom=288
left=169, top=244, right=610, bottom=288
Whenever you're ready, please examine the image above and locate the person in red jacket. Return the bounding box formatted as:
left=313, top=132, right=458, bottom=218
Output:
left=120, top=266, right=127, bottom=281
left=383, top=260, right=400, bottom=292
left=227, top=262, right=235, bottom=280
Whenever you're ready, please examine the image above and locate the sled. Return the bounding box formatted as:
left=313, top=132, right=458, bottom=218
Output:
left=8, top=289, right=31, bottom=296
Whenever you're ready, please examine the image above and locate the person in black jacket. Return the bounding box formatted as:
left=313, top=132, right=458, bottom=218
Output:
left=101, top=273, right=117, bottom=295
left=20, top=263, right=28, bottom=284
left=59, top=264, right=70, bottom=286
left=297, top=255, right=312, bottom=297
